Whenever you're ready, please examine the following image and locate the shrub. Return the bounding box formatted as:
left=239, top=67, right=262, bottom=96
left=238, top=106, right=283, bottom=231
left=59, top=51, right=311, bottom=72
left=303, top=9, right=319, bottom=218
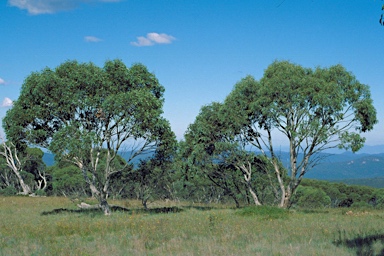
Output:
left=292, top=186, right=331, bottom=209
left=351, top=201, right=373, bottom=209
left=34, top=189, right=46, bottom=196
left=0, top=186, right=17, bottom=196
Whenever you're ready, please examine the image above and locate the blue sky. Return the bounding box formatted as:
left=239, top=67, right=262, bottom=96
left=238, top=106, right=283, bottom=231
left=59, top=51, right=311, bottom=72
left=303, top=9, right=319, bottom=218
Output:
left=1, top=0, right=383, bottom=146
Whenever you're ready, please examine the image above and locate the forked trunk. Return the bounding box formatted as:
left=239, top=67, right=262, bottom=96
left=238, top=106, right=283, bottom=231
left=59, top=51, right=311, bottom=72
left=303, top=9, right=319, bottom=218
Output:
left=237, top=162, right=262, bottom=206
left=79, top=165, right=112, bottom=215
left=0, top=140, right=32, bottom=195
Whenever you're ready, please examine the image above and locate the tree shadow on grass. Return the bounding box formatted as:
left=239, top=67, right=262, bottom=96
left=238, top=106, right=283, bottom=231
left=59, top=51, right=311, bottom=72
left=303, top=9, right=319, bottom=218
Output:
left=41, top=205, right=183, bottom=216
left=181, top=205, right=216, bottom=211
left=297, top=209, right=330, bottom=214
left=333, top=231, right=384, bottom=256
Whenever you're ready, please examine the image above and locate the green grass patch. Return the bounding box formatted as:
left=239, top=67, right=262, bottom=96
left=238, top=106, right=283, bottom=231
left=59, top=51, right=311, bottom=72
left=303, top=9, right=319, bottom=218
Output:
left=0, top=196, right=383, bottom=255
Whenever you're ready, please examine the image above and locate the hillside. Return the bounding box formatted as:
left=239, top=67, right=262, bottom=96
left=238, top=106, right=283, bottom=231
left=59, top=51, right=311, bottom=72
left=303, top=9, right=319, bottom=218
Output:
left=257, top=150, right=384, bottom=181
left=329, top=177, right=384, bottom=188
left=306, top=153, right=384, bottom=180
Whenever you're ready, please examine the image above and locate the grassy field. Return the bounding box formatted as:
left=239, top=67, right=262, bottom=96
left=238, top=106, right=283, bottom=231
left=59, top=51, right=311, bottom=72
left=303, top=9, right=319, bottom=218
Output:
left=0, top=196, right=383, bottom=255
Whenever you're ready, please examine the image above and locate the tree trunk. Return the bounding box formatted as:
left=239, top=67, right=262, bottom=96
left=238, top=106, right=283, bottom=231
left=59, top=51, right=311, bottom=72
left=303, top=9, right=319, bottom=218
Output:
left=282, top=189, right=292, bottom=208
left=80, top=167, right=111, bottom=215
left=17, top=175, right=32, bottom=195
left=271, top=160, right=286, bottom=208
left=91, top=184, right=111, bottom=215
left=237, top=162, right=262, bottom=206
left=100, top=196, right=111, bottom=215
left=230, top=193, right=240, bottom=208
left=0, top=141, right=32, bottom=195
left=248, top=186, right=262, bottom=206
left=36, top=170, right=47, bottom=191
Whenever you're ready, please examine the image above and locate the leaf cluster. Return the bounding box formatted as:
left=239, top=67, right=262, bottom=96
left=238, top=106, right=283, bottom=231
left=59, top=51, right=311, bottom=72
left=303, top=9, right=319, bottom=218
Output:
left=2, top=60, right=167, bottom=155
left=225, top=61, right=377, bottom=154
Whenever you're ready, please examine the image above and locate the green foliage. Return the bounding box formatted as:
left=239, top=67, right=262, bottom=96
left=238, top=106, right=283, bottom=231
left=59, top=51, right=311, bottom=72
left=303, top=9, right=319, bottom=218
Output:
left=0, top=144, right=46, bottom=194
left=351, top=201, right=373, bottom=209
left=178, top=102, right=282, bottom=207
left=334, top=177, right=384, bottom=189
left=291, top=186, right=331, bottom=208
left=51, top=164, right=88, bottom=196
left=130, top=157, right=175, bottom=208
left=296, top=179, right=384, bottom=209
left=0, top=186, right=17, bottom=196
left=3, top=59, right=176, bottom=213
left=222, top=60, right=378, bottom=207
left=23, top=147, right=47, bottom=189
left=34, top=189, right=47, bottom=196
left=179, top=103, right=246, bottom=206
left=371, top=189, right=384, bottom=209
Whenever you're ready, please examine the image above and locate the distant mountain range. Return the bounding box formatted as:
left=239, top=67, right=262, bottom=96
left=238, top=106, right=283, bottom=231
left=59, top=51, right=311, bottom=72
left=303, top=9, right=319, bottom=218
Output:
left=42, top=151, right=153, bottom=167
left=306, top=152, right=384, bottom=180
left=43, top=145, right=384, bottom=186
left=327, top=144, right=384, bottom=155
left=255, top=149, right=384, bottom=183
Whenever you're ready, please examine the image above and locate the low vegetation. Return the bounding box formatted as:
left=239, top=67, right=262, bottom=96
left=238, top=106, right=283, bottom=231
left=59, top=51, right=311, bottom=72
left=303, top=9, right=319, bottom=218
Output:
left=1, top=196, right=384, bottom=255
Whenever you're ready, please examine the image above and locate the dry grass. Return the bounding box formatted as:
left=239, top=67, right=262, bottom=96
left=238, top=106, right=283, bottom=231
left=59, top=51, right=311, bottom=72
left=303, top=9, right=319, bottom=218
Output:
left=0, top=196, right=383, bottom=255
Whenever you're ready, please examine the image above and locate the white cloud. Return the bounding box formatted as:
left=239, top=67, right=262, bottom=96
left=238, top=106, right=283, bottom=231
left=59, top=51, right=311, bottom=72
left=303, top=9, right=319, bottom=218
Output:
left=147, top=33, right=176, bottom=44
left=8, top=0, right=76, bottom=14
left=1, top=98, right=13, bottom=108
left=131, top=33, right=176, bottom=47
left=8, top=0, right=122, bottom=15
left=0, top=78, right=5, bottom=85
left=131, top=36, right=154, bottom=47
left=84, top=36, right=102, bottom=42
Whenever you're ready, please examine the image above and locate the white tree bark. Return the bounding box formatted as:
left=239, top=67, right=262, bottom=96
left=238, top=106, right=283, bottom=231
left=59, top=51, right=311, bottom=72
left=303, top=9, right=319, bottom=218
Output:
left=237, top=161, right=262, bottom=206
left=36, top=170, right=47, bottom=191
left=0, top=137, right=32, bottom=195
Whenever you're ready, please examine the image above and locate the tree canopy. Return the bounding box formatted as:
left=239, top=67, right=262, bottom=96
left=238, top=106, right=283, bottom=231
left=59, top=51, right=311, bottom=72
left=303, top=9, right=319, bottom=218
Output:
left=182, top=102, right=282, bottom=207
left=223, top=60, right=378, bottom=207
left=3, top=59, right=176, bottom=214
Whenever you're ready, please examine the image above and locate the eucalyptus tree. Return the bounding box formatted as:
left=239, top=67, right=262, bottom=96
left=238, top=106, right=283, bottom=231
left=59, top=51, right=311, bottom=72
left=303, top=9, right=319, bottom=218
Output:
left=183, top=102, right=279, bottom=207
left=224, top=61, right=377, bottom=208
left=130, top=123, right=177, bottom=209
left=0, top=138, right=31, bottom=195
left=3, top=59, right=176, bottom=214
left=0, top=139, right=47, bottom=195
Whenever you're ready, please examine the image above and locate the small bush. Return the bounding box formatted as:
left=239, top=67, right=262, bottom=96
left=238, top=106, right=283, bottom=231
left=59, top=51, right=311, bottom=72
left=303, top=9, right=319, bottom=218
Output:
left=0, top=186, right=17, bottom=196
left=34, top=189, right=46, bottom=197
left=293, top=186, right=331, bottom=209
left=351, top=201, right=373, bottom=209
